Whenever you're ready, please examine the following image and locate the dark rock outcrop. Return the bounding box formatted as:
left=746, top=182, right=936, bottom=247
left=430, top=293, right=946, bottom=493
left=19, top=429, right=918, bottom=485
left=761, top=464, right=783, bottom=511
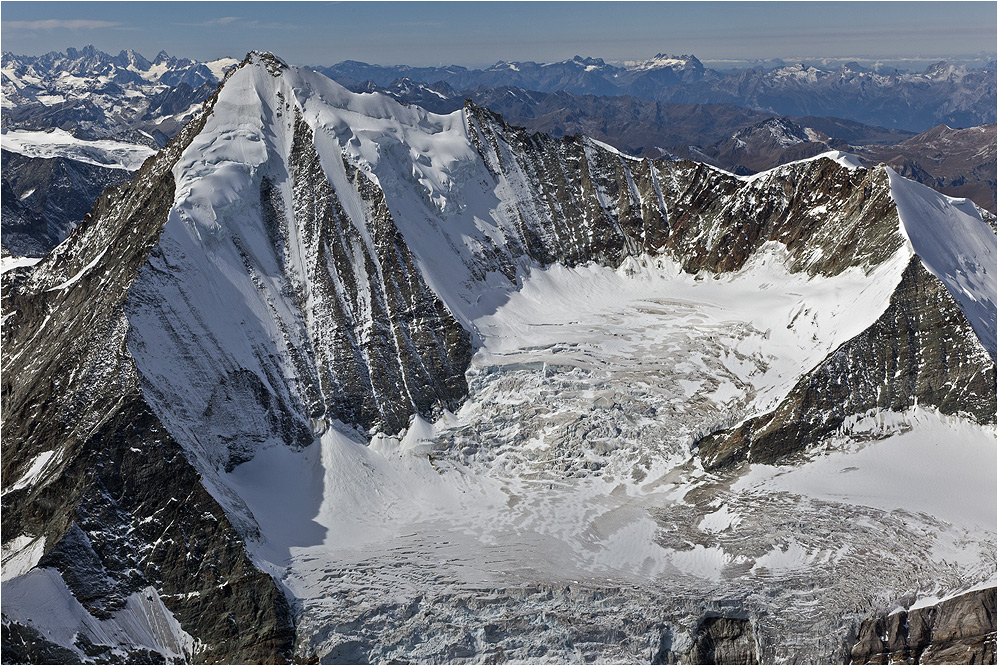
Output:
left=682, top=616, right=758, bottom=665
left=2, top=621, right=90, bottom=665
left=850, top=587, right=996, bottom=664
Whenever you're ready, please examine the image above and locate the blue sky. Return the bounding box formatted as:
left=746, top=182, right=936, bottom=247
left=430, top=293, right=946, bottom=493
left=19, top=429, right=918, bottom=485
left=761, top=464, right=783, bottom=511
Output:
left=1, top=2, right=995, bottom=67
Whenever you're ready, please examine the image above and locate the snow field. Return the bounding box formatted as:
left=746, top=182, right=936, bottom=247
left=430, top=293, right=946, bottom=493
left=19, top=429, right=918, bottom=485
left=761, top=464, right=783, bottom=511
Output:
left=1, top=128, right=155, bottom=170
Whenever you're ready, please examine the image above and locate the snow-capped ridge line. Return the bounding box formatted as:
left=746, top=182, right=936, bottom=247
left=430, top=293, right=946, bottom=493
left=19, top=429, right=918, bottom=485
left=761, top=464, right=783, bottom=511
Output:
left=739, top=150, right=863, bottom=182
left=887, top=167, right=997, bottom=358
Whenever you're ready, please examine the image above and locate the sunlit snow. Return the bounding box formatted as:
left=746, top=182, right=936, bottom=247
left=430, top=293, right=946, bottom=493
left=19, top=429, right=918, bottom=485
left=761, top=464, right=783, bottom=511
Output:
left=1, top=128, right=155, bottom=170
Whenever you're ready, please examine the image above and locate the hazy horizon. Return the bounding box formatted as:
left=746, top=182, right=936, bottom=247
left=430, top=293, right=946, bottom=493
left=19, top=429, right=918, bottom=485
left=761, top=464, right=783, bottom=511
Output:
left=1, top=1, right=995, bottom=69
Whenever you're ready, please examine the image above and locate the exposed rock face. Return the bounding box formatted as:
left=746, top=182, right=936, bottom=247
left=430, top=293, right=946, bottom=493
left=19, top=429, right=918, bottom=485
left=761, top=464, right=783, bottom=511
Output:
left=850, top=588, right=997, bottom=664
left=465, top=104, right=914, bottom=282
left=682, top=616, right=758, bottom=665
left=1, top=149, right=133, bottom=256
left=1, top=621, right=84, bottom=665
left=278, top=112, right=472, bottom=435
left=697, top=256, right=997, bottom=468
left=657, top=158, right=903, bottom=277
left=464, top=103, right=670, bottom=268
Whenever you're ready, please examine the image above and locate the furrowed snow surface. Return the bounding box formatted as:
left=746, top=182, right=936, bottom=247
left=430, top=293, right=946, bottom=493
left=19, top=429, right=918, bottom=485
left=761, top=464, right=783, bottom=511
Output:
left=4, top=56, right=994, bottom=662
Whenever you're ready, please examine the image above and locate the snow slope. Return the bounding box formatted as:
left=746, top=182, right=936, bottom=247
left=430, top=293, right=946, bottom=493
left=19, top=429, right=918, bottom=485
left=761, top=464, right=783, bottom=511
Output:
left=889, top=168, right=997, bottom=357
left=2, top=568, right=196, bottom=662
left=733, top=407, right=997, bottom=531
left=1, top=128, right=155, bottom=170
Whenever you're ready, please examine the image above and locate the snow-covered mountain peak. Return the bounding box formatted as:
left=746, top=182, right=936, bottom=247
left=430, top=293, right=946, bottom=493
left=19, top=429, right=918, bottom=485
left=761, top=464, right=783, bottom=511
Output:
left=730, top=116, right=810, bottom=148
left=567, top=55, right=607, bottom=67
left=120, top=48, right=152, bottom=72
left=922, top=60, right=966, bottom=80
left=625, top=52, right=703, bottom=72
left=244, top=50, right=289, bottom=73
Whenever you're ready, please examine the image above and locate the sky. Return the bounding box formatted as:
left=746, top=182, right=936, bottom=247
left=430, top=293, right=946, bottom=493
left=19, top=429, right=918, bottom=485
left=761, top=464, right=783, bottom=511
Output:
left=1, top=1, right=995, bottom=68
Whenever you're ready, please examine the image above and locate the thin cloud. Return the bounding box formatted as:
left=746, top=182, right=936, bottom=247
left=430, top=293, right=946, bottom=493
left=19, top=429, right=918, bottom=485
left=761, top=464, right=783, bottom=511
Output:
left=173, top=16, right=241, bottom=27
left=3, top=19, right=121, bottom=30
left=173, top=16, right=297, bottom=30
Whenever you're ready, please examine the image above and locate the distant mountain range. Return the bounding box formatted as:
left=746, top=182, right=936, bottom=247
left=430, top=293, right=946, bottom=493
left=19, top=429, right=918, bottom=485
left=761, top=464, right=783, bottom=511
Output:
left=1, top=46, right=995, bottom=260
left=320, top=53, right=997, bottom=132
left=1, top=45, right=238, bottom=146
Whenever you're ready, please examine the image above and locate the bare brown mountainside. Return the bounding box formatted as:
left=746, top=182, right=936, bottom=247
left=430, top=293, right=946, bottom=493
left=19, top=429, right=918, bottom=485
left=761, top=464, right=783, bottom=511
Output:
left=853, top=124, right=997, bottom=213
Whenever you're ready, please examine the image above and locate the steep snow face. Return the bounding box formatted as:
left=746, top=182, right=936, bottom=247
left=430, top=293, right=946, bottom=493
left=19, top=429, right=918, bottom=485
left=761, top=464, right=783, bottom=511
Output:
left=888, top=168, right=997, bottom=357
left=127, top=56, right=473, bottom=473
left=2, top=568, right=197, bottom=663
left=127, top=59, right=304, bottom=473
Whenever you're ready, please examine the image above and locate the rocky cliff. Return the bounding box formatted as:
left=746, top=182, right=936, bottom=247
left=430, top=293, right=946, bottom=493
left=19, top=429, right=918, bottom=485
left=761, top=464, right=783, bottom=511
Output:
left=850, top=587, right=996, bottom=665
